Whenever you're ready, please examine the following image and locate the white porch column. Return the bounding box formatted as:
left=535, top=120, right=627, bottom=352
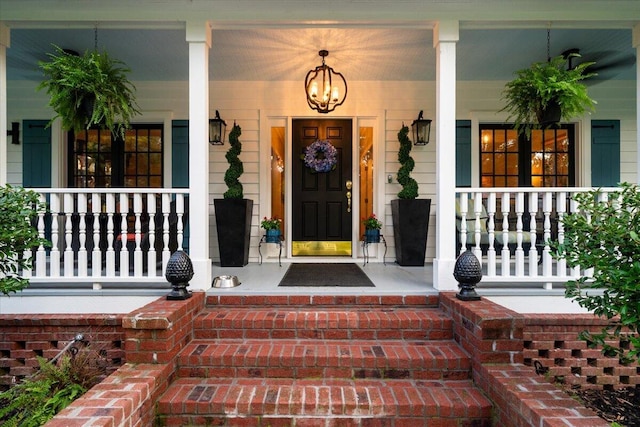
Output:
left=186, top=20, right=212, bottom=290
left=633, top=23, right=640, bottom=184
left=432, top=21, right=459, bottom=291
left=0, top=23, right=9, bottom=186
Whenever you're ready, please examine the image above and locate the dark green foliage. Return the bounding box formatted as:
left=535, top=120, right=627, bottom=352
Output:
left=550, top=183, right=640, bottom=364
left=223, top=123, right=244, bottom=199
left=396, top=125, right=418, bottom=199
left=37, top=45, right=140, bottom=139
left=0, top=345, right=107, bottom=426
left=0, top=185, right=49, bottom=295
left=500, top=54, right=596, bottom=138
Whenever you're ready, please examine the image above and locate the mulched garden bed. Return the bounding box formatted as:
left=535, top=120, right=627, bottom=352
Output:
left=571, top=387, right=640, bottom=426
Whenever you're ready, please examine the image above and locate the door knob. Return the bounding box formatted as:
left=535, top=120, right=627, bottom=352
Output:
left=346, top=180, right=352, bottom=190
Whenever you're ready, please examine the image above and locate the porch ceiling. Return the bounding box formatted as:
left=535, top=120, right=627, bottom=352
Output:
left=5, top=26, right=637, bottom=83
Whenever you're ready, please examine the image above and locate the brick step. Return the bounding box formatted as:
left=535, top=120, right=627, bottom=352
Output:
left=193, top=306, right=453, bottom=340
left=205, top=294, right=440, bottom=308
left=156, top=377, right=493, bottom=427
left=177, top=339, right=471, bottom=381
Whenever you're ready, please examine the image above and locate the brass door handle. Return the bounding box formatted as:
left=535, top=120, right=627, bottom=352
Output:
left=346, top=191, right=351, bottom=213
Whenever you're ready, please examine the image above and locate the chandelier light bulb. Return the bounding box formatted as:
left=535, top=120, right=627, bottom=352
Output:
left=331, top=86, right=339, bottom=102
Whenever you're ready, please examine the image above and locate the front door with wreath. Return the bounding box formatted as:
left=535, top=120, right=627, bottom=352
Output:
left=291, top=119, right=353, bottom=256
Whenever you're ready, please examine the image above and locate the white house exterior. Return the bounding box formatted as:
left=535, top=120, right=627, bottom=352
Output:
left=0, top=1, right=639, bottom=310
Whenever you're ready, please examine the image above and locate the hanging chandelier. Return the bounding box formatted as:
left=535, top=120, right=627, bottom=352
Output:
left=304, top=50, right=347, bottom=114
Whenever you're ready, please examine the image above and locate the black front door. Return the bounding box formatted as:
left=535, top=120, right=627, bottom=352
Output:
left=292, top=119, right=352, bottom=256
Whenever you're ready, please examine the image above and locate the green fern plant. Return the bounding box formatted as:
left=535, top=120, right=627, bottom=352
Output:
left=396, top=125, right=418, bottom=199
left=223, top=123, right=244, bottom=199
left=37, top=45, right=140, bottom=139
left=500, top=54, right=596, bottom=137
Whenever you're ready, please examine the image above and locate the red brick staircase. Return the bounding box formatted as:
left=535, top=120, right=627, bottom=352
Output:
left=155, top=295, right=493, bottom=426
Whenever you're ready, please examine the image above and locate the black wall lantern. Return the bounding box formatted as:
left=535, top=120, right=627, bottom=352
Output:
left=411, top=111, right=432, bottom=146
left=7, top=122, right=19, bottom=145
left=209, top=110, right=227, bottom=145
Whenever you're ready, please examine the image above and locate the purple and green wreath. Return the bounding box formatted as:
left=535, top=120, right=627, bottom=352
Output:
left=303, top=139, right=337, bottom=173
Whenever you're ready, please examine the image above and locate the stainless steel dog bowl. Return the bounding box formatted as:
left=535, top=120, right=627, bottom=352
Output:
left=212, top=275, right=241, bottom=288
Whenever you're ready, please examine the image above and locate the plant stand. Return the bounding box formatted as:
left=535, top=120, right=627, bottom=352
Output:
left=258, top=234, right=284, bottom=267
left=361, top=234, right=387, bottom=267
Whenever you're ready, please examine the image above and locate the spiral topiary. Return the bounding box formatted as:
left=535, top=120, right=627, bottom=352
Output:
left=396, top=125, right=418, bottom=199
left=223, top=123, right=244, bottom=199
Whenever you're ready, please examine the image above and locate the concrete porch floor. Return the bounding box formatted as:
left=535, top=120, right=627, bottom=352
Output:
left=209, top=262, right=589, bottom=314
left=209, top=261, right=436, bottom=296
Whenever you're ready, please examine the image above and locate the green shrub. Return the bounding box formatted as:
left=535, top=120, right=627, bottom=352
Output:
left=0, top=344, right=107, bottom=426
left=0, top=185, right=49, bottom=295
left=223, top=124, right=244, bottom=199
left=551, top=183, right=640, bottom=363
left=396, top=125, right=418, bottom=199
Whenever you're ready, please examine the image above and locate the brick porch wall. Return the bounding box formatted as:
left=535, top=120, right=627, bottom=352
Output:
left=0, top=291, right=630, bottom=426
left=523, top=314, right=640, bottom=390
left=0, top=314, right=125, bottom=391
left=48, top=291, right=205, bottom=427
left=440, top=292, right=613, bottom=427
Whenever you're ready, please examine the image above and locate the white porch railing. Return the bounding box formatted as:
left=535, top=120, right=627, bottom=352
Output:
left=25, top=189, right=189, bottom=283
left=455, top=187, right=616, bottom=289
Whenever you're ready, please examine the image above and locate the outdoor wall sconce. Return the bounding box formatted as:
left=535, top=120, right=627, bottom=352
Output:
left=7, top=122, right=19, bottom=145
left=411, top=111, right=432, bottom=146
left=305, top=50, right=347, bottom=114
left=209, top=110, right=227, bottom=145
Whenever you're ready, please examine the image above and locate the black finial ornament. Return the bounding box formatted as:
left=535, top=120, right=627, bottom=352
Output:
left=165, top=250, right=194, bottom=300
left=454, top=250, right=482, bottom=301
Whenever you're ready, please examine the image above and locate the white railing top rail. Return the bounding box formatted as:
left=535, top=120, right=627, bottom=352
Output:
left=456, top=187, right=619, bottom=194
left=30, top=188, right=190, bottom=195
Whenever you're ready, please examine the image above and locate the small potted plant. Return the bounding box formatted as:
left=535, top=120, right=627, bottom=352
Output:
left=362, top=214, right=382, bottom=243
left=500, top=53, right=596, bottom=137
left=37, top=45, right=140, bottom=139
left=261, top=216, right=282, bottom=243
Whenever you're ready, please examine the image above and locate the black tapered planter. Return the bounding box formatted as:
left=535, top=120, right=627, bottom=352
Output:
left=214, top=198, right=253, bottom=267
left=391, top=199, right=431, bottom=266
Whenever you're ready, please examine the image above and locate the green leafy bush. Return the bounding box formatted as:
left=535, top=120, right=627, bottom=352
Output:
left=396, top=125, right=418, bottom=199
left=223, top=123, right=244, bottom=199
left=0, top=185, right=49, bottom=295
left=0, top=344, right=107, bottom=426
left=551, top=183, right=640, bottom=363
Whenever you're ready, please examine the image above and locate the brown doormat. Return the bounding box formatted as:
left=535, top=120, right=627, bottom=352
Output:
left=278, top=263, right=375, bottom=287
